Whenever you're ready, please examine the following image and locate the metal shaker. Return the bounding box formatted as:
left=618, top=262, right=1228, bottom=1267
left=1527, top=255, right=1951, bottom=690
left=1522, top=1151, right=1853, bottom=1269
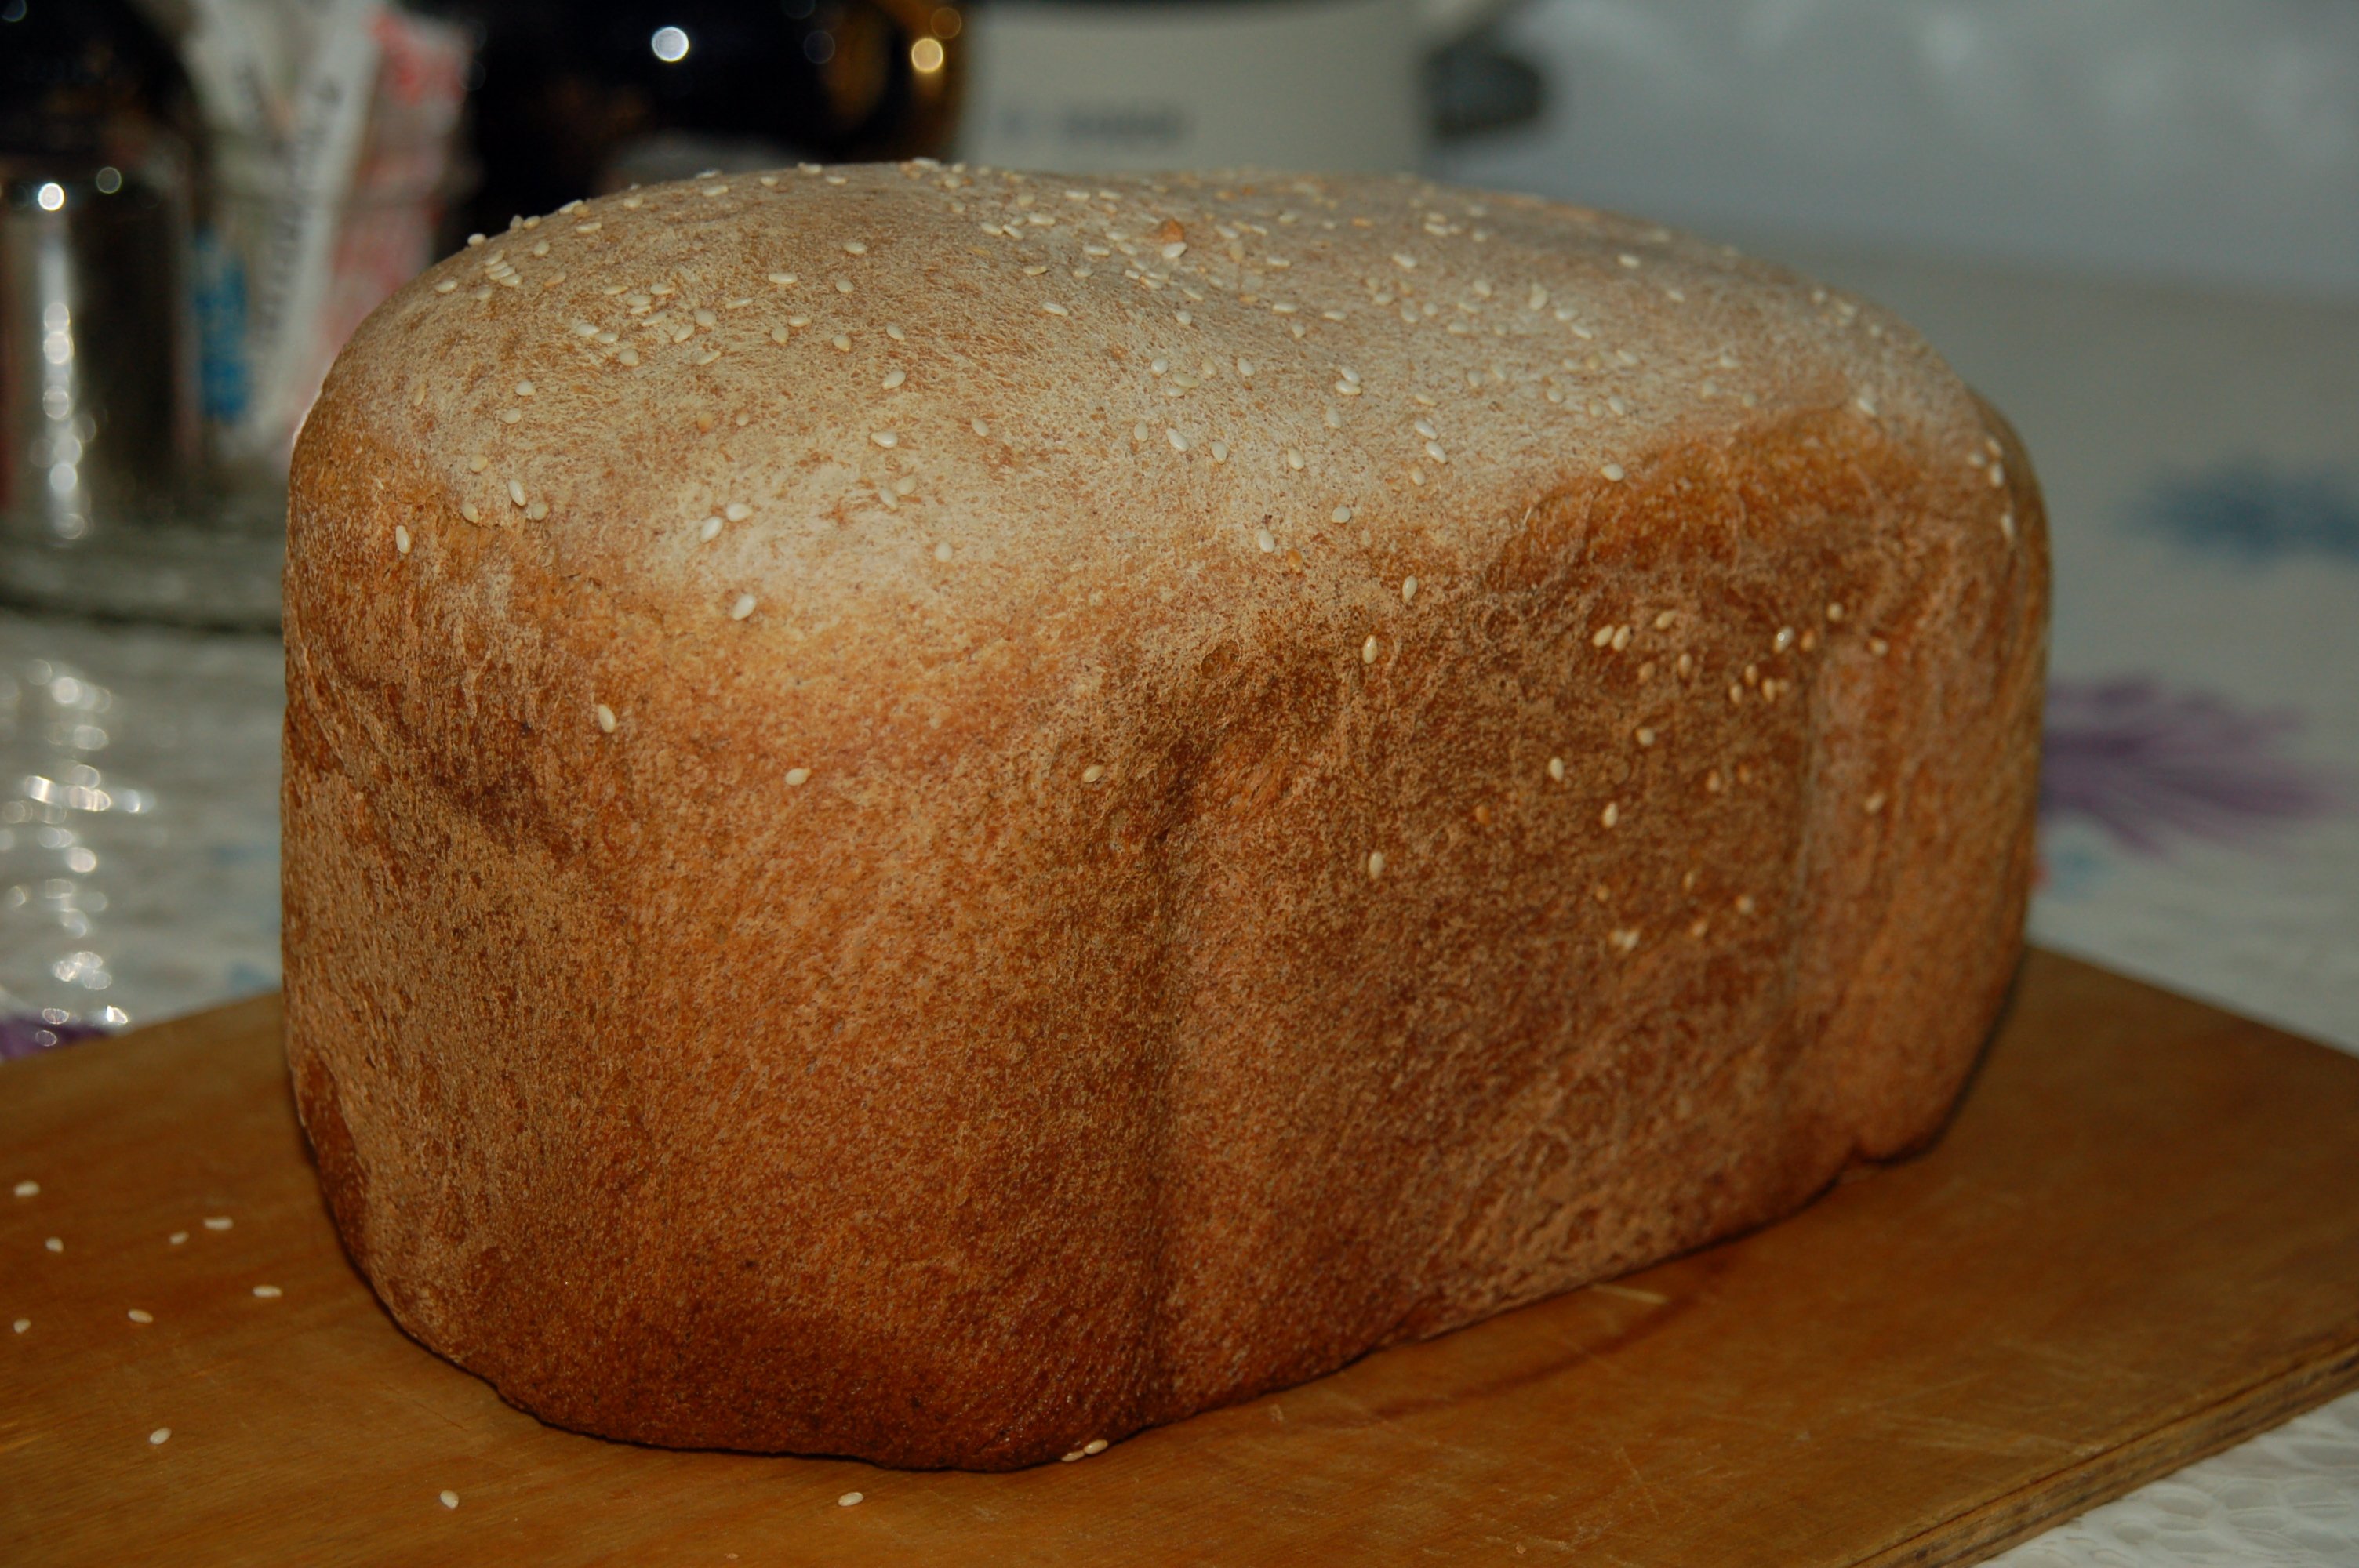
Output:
left=0, top=165, right=201, bottom=548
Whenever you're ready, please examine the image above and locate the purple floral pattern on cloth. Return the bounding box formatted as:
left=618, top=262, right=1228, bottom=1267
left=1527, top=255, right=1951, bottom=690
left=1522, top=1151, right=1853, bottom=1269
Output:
left=0, top=1012, right=108, bottom=1064
left=2040, top=677, right=2346, bottom=854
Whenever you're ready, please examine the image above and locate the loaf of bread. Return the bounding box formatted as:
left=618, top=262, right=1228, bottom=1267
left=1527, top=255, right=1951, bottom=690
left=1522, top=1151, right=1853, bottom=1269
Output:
left=282, top=165, right=2046, bottom=1470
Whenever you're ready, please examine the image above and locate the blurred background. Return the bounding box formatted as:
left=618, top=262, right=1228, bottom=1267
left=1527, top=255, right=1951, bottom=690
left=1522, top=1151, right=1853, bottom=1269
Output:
left=4, top=0, right=2354, bottom=1032
left=2, top=0, right=2353, bottom=1033
left=2, top=2, right=2354, bottom=1555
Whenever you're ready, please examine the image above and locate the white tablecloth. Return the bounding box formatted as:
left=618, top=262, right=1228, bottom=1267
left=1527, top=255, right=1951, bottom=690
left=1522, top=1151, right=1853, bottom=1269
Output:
left=2, top=249, right=2354, bottom=1563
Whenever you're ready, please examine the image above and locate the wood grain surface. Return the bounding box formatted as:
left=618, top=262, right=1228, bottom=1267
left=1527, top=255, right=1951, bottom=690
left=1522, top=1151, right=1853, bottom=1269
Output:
left=5, top=949, right=2357, bottom=1566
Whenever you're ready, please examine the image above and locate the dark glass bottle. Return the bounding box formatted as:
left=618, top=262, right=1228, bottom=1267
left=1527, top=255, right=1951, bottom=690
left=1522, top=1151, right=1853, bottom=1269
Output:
left=420, top=0, right=966, bottom=243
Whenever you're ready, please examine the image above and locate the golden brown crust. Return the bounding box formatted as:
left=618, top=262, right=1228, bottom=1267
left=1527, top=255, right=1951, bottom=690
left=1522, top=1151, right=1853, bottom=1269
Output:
left=282, top=164, right=2047, bottom=1468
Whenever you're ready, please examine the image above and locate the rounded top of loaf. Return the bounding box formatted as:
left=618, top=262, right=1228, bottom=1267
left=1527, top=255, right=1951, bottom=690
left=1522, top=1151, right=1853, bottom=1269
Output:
left=302, top=162, right=1987, bottom=739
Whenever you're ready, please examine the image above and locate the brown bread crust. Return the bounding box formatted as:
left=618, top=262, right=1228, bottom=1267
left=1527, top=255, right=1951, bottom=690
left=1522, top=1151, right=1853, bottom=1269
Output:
left=282, top=165, right=2047, bottom=1469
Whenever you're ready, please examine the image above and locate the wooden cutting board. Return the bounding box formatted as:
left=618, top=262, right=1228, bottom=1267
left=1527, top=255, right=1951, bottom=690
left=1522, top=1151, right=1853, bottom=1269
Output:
left=5, top=949, right=2357, bottom=1566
